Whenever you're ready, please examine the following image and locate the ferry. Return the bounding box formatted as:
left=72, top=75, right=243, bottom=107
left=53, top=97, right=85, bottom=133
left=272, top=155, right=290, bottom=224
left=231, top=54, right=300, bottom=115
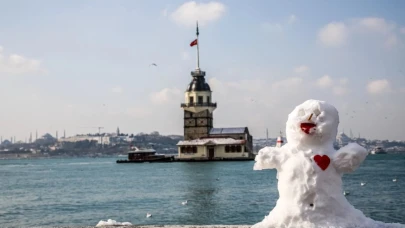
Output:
left=116, top=146, right=174, bottom=163
left=370, top=146, right=387, bottom=154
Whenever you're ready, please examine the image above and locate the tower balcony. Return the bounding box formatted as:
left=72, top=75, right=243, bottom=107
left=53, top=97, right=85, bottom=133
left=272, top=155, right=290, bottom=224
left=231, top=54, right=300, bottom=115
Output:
left=181, top=102, right=217, bottom=108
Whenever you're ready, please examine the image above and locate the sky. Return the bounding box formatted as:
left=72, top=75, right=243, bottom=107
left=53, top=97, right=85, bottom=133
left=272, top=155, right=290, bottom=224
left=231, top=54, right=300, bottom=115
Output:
left=1, top=0, right=405, bottom=141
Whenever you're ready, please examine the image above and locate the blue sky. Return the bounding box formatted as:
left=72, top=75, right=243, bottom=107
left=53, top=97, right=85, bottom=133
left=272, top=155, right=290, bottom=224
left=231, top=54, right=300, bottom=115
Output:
left=1, top=0, right=405, bottom=141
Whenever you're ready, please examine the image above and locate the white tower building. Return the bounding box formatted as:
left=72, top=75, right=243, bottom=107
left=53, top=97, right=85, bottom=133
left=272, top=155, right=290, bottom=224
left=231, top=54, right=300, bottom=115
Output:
left=181, top=22, right=217, bottom=140
left=276, top=131, right=284, bottom=148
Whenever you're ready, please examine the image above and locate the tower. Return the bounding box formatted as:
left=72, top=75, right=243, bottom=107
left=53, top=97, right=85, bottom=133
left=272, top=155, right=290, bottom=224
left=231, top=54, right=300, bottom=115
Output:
left=56, top=131, right=58, bottom=140
left=117, top=127, right=120, bottom=136
left=64, top=129, right=66, bottom=138
left=276, top=131, right=284, bottom=148
left=29, top=132, right=32, bottom=143
left=36, top=130, right=38, bottom=141
left=181, top=22, right=217, bottom=140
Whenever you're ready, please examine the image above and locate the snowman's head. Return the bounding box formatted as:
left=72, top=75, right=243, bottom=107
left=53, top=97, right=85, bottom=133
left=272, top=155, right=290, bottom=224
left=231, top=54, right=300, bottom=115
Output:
left=286, top=100, right=339, bottom=147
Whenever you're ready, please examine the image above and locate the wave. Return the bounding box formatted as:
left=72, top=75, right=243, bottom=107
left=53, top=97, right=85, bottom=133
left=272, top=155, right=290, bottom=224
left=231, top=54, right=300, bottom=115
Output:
left=96, top=219, right=132, bottom=227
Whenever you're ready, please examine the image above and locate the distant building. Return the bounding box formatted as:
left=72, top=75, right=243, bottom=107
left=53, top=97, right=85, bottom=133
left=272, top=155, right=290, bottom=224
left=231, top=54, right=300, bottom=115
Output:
left=59, top=135, right=111, bottom=145
left=176, top=24, right=254, bottom=160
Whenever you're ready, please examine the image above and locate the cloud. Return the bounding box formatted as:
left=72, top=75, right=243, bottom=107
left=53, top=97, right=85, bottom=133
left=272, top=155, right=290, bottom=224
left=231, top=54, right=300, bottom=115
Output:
left=170, top=1, right=226, bottom=27
left=288, top=14, right=297, bottom=24
left=262, top=14, right=297, bottom=33
left=319, top=17, right=403, bottom=48
left=294, top=65, right=310, bottom=74
left=150, top=88, right=182, bottom=104
left=111, top=86, right=123, bottom=94
left=0, top=47, right=46, bottom=75
left=272, top=77, right=303, bottom=90
left=385, top=34, right=398, bottom=48
left=316, top=75, right=349, bottom=95
left=316, top=75, right=333, bottom=88
left=339, top=78, right=348, bottom=85
left=355, top=17, right=395, bottom=34
left=318, top=22, right=348, bottom=47
left=367, top=79, right=391, bottom=94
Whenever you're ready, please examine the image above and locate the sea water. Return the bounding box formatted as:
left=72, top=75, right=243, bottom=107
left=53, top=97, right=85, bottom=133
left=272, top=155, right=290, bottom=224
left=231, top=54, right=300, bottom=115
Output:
left=0, top=154, right=404, bottom=227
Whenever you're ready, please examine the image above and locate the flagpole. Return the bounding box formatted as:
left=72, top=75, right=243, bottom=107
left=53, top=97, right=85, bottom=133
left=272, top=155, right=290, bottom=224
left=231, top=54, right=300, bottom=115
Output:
left=196, top=21, right=200, bottom=70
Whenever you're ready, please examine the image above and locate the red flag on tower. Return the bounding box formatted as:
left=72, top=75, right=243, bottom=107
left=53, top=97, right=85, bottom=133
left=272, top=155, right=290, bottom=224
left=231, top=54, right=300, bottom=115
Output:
left=190, top=39, right=198, bottom=47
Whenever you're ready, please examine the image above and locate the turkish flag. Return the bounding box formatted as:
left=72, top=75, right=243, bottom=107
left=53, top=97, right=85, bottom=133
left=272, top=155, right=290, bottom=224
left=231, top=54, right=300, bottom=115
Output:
left=190, top=39, right=198, bottom=47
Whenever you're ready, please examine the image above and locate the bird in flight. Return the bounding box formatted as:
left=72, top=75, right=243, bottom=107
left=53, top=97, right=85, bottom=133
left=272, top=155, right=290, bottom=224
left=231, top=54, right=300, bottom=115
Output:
left=150, top=63, right=157, bottom=67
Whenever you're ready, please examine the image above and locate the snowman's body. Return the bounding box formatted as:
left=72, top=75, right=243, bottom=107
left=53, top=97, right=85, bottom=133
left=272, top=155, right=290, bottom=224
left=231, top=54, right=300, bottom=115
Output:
left=253, top=100, right=403, bottom=228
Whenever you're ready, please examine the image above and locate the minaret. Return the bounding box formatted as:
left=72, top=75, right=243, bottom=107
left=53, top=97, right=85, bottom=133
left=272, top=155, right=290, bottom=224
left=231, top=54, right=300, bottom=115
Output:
left=29, top=132, right=32, bottom=143
left=266, top=128, right=269, bottom=146
left=276, top=131, right=284, bottom=148
left=117, top=127, right=120, bottom=136
left=56, top=131, right=58, bottom=140
left=181, top=21, right=217, bottom=140
left=36, top=130, right=38, bottom=141
left=64, top=129, right=66, bottom=138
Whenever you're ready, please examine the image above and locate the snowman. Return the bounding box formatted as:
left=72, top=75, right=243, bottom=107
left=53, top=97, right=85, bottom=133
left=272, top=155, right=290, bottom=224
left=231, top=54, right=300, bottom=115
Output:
left=253, top=100, right=403, bottom=228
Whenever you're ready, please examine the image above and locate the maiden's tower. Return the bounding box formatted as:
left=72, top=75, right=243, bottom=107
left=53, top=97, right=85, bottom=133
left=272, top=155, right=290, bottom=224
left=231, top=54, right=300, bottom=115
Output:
left=177, top=22, right=254, bottom=160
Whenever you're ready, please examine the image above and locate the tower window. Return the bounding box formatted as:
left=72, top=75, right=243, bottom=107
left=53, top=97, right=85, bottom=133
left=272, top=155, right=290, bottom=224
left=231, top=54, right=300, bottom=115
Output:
left=189, top=96, right=194, bottom=104
left=207, top=96, right=210, bottom=103
left=198, top=96, right=203, bottom=104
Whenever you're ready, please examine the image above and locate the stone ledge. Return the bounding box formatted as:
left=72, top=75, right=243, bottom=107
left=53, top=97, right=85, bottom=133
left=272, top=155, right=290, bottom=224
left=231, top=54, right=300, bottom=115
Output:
left=45, top=226, right=251, bottom=228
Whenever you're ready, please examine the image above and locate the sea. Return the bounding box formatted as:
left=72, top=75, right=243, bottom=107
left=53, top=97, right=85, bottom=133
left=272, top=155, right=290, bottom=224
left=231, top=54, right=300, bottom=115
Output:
left=0, top=154, right=404, bottom=227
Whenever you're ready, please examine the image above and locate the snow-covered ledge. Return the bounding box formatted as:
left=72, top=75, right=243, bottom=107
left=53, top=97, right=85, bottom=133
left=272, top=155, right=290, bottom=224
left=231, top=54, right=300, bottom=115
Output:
left=93, top=226, right=251, bottom=228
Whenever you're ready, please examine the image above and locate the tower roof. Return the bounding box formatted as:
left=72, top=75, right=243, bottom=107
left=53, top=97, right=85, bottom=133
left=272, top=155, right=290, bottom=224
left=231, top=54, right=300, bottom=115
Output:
left=186, top=70, right=211, bottom=92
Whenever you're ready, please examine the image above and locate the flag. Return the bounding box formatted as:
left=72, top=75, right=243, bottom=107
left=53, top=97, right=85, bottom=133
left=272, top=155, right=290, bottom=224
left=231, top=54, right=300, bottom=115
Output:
left=190, top=39, right=198, bottom=47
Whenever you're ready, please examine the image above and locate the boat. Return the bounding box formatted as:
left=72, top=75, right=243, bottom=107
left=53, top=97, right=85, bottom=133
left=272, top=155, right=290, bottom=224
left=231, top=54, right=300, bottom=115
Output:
left=116, top=146, right=174, bottom=163
left=370, top=146, right=387, bottom=154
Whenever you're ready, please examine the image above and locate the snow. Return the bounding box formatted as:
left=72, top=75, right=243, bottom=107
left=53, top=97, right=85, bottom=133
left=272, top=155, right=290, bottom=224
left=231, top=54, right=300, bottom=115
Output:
left=96, top=219, right=132, bottom=227
left=253, top=99, right=404, bottom=228
left=177, top=138, right=245, bottom=146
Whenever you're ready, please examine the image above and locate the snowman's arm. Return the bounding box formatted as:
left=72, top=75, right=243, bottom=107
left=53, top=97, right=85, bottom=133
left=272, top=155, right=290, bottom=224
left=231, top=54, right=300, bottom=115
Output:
left=253, top=146, right=284, bottom=170
left=333, top=143, right=368, bottom=173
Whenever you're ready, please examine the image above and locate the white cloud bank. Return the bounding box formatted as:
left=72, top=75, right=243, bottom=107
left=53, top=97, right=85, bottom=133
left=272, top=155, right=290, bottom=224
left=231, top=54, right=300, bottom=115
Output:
left=318, top=17, right=402, bottom=48
left=316, top=75, right=349, bottom=96
left=318, top=22, right=349, bottom=47
left=0, top=46, right=46, bottom=75
left=170, top=1, right=226, bottom=27
left=367, top=79, right=391, bottom=95
left=150, top=87, right=182, bottom=104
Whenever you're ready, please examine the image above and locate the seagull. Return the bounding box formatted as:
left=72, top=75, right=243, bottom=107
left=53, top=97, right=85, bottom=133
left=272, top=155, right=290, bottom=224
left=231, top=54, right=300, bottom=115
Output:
left=150, top=63, right=157, bottom=67
left=393, top=179, right=397, bottom=182
left=181, top=200, right=188, bottom=205
left=216, top=178, right=220, bottom=181
left=343, top=191, right=350, bottom=196
left=360, top=182, right=366, bottom=186
left=146, top=213, right=152, bottom=218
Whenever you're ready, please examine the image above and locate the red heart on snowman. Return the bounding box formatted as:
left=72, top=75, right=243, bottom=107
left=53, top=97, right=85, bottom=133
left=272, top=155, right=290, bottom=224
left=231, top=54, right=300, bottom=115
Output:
left=314, top=155, right=330, bottom=171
